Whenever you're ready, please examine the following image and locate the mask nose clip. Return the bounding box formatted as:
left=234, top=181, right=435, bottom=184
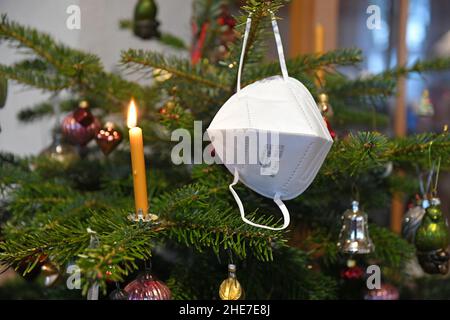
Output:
left=229, top=168, right=290, bottom=231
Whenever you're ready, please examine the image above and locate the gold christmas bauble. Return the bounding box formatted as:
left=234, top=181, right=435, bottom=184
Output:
left=219, top=264, right=244, bottom=300
left=219, top=278, right=243, bottom=300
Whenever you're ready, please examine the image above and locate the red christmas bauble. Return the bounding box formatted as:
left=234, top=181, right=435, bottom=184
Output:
left=124, top=272, right=172, bottom=300
left=95, top=122, right=122, bottom=156
left=217, top=4, right=236, bottom=28
left=340, top=265, right=364, bottom=280
left=62, top=113, right=100, bottom=146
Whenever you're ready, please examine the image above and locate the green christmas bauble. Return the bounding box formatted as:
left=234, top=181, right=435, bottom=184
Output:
left=0, top=76, right=8, bottom=109
left=133, top=0, right=160, bottom=39
left=415, top=198, right=450, bottom=274
left=415, top=199, right=449, bottom=252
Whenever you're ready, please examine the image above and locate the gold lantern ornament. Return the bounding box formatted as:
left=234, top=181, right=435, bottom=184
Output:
left=219, top=264, right=244, bottom=300
left=337, top=201, right=374, bottom=254
left=317, top=92, right=334, bottom=117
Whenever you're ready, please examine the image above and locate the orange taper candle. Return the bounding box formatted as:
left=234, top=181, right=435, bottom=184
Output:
left=315, top=24, right=325, bottom=85
left=127, top=98, right=148, bottom=217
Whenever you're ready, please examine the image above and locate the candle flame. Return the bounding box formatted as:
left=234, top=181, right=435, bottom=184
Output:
left=127, top=99, right=137, bottom=128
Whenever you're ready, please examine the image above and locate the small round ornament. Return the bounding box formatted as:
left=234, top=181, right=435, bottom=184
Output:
left=133, top=0, right=160, bottom=40
left=340, top=259, right=364, bottom=280
left=105, top=264, right=115, bottom=282
left=62, top=112, right=100, bottom=146
left=41, top=261, right=62, bottom=287
left=124, top=271, right=171, bottom=300
left=159, top=100, right=180, bottom=120
left=364, top=283, right=399, bottom=300
left=213, top=4, right=237, bottom=61
left=95, top=122, right=122, bottom=156
left=219, top=264, right=244, bottom=300
left=217, top=4, right=236, bottom=29
left=0, top=75, right=8, bottom=109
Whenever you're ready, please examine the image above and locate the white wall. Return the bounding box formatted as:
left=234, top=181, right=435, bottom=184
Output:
left=0, top=0, right=193, bottom=155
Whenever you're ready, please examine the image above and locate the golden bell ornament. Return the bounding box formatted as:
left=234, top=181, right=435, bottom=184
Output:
left=337, top=201, right=374, bottom=254
left=317, top=93, right=334, bottom=117
left=219, top=264, right=244, bottom=300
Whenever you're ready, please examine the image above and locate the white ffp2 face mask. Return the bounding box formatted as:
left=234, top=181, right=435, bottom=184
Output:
left=207, top=13, right=333, bottom=231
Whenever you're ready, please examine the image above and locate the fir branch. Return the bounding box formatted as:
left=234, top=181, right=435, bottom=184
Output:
left=327, top=75, right=396, bottom=100
left=17, top=102, right=54, bottom=123
left=241, top=247, right=337, bottom=299
left=159, top=32, right=188, bottom=50
left=118, top=19, right=187, bottom=50
left=229, top=0, right=287, bottom=89
left=154, top=183, right=286, bottom=261
left=383, top=56, right=450, bottom=78
left=0, top=64, right=69, bottom=91
left=0, top=15, right=103, bottom=78
left=331, top=105, right=390, bottom=127
left=121, top=50, right=232, bottom=92
left=244, top=48, right=363, bottom=85
left=0, top=15, right=148, bottom=108
left=322, top=132, right=450, bottom=178
left=368, top=224, right=415, bottom=269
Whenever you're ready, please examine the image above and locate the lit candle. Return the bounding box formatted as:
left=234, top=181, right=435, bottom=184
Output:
left=315, top=24, right=325, bottom=85
left=127, top=99, right=148, bottom=218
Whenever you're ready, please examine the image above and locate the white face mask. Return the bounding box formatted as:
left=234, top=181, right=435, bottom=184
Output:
left=207, top=13, right=333, bottom=231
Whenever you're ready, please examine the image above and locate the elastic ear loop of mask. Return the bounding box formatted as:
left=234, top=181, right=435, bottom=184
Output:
left=236, top=11, right=289, bottom=93
left=229, top=168, right=290, bottom=230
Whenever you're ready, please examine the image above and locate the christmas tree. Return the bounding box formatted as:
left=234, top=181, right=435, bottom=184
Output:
left=1, top=0, right=450, bottom=300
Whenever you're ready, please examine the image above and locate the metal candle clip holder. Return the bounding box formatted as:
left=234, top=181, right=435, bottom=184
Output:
left=128, top=208, right=159, bottom=223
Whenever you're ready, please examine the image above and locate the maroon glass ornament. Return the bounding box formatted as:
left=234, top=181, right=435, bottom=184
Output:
left=62, top=112, right=100, bottom=146
left=124, top=272, right=172, bottom=300
left=95, top=122, right=122, bottom=155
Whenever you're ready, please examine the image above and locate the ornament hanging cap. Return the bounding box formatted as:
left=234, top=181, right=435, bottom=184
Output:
left=79, top=100, right=89, bottom=109
left=430, top=197, right=441, bottom=206
left=352, top=200, right=359, bottom=213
